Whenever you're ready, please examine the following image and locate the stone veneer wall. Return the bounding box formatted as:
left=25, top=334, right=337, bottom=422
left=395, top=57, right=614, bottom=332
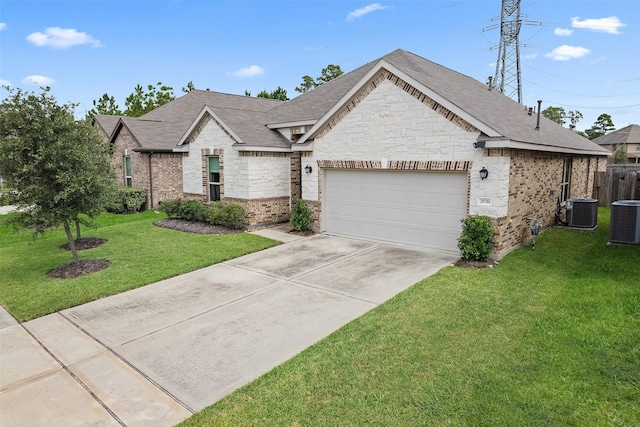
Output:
left=492, top=149, right=606, bottom=256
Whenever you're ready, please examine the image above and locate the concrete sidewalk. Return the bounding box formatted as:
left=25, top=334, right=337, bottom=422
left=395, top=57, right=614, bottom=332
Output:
left=0, top=227, right=457, bottom=426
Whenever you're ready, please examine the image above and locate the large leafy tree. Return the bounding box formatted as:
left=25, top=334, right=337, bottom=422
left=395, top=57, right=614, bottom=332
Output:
left=541, top=106, right=567, bottom=125
left=295, top=64, right=344, bottom=93
left=585, top=113, right=615, bottom=140
left=541, top=106, right=587, bottom=137
left=0, top=87, right=115, bottom=263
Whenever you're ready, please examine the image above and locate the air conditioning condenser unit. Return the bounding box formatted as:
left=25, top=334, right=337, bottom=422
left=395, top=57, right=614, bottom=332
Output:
left=609, top=200, right=640, bottom=244
left=566, top=198, right=598, bottom=228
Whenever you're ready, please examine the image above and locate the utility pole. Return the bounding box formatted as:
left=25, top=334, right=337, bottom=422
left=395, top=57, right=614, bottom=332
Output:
left=492, top=0, right=523, bottom=103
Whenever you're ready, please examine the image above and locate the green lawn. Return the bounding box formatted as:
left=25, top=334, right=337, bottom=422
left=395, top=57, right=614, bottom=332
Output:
left=179, top=208, right=639, bottom=426
left=0, top=211, right=279, bottom=321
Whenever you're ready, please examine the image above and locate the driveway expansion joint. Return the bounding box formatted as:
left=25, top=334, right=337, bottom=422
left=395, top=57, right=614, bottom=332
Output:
left=58, top=312, right=195, bottom=415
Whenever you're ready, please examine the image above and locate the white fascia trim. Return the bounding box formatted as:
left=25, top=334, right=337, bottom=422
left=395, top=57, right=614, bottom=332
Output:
left=291, top=142, right=314, bottom=151
left=266, top=119, right=317, bottom=130
left=296, top=59, right=500, bottom=144
left=177, top=105, right=243, bottom=146
left=233, top=144, right=292, bottom=153
left=485, top=139, right=611, bottom=156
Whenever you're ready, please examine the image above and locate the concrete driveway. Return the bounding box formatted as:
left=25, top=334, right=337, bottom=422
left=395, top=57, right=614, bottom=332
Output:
left=0, top=231, right=457, bottom=426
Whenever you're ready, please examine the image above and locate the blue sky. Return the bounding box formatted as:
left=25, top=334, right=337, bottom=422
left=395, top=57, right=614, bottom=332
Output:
left=0, top=0, right=638, bottom=131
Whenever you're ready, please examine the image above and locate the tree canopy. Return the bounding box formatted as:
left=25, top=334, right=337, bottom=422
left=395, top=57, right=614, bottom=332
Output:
left=584, top=113, right=615, bottom=140
left=295, top=64, right=344, bottom=93
left=124, top=82, right=175, bottom=117
left=0, top=87, right=115, bottom=262
left=256, top=86, right=289, bottom=101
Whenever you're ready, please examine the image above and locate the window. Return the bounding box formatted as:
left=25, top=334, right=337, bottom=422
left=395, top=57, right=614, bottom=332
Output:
left=124, top=156, right=132, bottom=188
left=560, top=158, right=571, bottom=203
left=208, top=156, right=220, bottom=201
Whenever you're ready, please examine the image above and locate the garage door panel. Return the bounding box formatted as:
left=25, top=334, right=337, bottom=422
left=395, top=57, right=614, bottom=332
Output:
left=324, top=170, right=467, bottom=252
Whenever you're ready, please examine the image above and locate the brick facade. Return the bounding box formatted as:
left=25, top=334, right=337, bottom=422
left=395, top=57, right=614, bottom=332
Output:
left=225, top=196, right=291, bottom=226
left=149, top=152, right=183, bottom=207
left=491, top=149, right=607, bottom=256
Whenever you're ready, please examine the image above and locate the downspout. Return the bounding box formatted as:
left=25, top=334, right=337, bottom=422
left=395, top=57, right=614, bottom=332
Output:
left=148, top=152, right=154, bottom=208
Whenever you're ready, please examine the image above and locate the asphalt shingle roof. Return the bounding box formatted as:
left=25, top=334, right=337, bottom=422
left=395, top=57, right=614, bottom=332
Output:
left=592, top=124, right=640, bottom=147
left=111, top=90, right=284, bottom=151
left=93, top=115, right=121, bottom=138
left=102, top=49, right=609, bottom=156
left=272, top=49, right=608, bottom=155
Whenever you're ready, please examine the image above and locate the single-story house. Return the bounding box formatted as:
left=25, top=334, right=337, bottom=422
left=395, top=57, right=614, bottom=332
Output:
left=592, top=124, right=640, bottom=163
left=94, top=49, right=610, bottom=257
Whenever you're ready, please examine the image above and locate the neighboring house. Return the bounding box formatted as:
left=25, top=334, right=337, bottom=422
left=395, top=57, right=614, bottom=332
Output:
left=94, top=49, right=610, bottom=257
left=592, top=124, right=640, bottom=163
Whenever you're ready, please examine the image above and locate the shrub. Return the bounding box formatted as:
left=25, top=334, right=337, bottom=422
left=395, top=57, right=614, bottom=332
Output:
left=179, top=199, right=210, bottom=222
left=457, top=215, right=494, bottom=261
left=106, top=187, right=147, bottom=213
left=290, top=198, right=312, bottom=232
left=157, top=198, right=245, bottom=229
left=219, top=203, right=245, bottom=229
left=158, top=199, right=182, bottom=218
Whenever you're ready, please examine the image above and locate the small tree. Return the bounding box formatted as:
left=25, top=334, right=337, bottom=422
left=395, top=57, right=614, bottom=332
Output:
left=613, top=148, right=628, bottom=164
left=0, top=87, right=116, bottom=263
left=290, top=198, right=312, bottom=232
left=457, top=216, right=494, bottom=262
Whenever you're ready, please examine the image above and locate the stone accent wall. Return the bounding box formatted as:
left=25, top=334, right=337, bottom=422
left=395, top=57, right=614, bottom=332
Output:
left=315, top=69, right=479, bottom=139
left=225, top=196, right=291, bottom=225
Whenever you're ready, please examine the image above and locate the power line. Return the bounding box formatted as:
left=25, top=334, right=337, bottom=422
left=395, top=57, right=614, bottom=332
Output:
left=522, top=78, right=640, bottom=98
left=524, top=64, right=640, bottom=84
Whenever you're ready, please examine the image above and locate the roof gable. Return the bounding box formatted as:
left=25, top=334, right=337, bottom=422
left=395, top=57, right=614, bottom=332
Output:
left=592, top=124, right=640, bottom=147
left=287, top=49, right=609, bottom=156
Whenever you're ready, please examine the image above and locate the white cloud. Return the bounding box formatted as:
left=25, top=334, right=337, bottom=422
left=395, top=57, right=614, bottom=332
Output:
left=523, top=53, right=538, bottom=60
left=0, top=79, right=11, bottom=86
left=0, top=23, right=7, bottom=31
left=26, top=27, right=102, bottom=49
left=571, top=16, right=625, bottom=34
left=346, top=3, right=388, bottom=22
left=21, top=75, right=55, bottom=86
left=229, top=65, right=264, bottom=78
left=554, top=28, right=573, bottom=36
left=544, top=45, right=590, bottom=61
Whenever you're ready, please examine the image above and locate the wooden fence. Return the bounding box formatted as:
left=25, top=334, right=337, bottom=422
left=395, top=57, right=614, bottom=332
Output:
left=593, top=165, right=640, bottom=207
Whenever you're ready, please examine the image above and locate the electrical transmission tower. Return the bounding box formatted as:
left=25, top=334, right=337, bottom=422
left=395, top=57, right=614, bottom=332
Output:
left=492, top=0, right=523, bottom=103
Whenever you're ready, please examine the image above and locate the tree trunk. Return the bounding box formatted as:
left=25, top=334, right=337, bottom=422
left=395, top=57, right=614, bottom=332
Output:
left=64, top=220, right=79, bottom=263
left=75, top=219, right=82, bottom=240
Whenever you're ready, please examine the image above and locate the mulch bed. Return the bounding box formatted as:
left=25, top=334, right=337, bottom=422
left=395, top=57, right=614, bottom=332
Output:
left=60, top=237, right=107, bottom=251
left=154, top=218, right=242, bottom=234
left=47, top=259, right=111, bottom=279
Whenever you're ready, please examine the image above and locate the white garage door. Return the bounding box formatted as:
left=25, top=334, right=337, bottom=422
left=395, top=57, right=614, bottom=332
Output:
left=324, top=170, right=467, bottom=252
